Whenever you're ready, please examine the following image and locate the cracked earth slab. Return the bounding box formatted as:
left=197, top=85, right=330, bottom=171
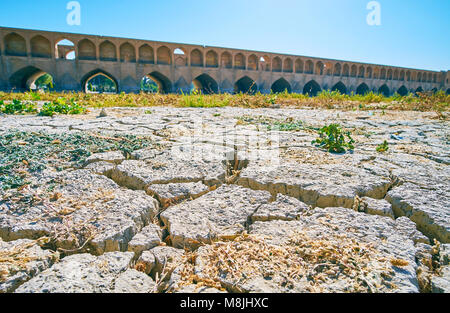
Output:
left=194, top=207, right=423, bottom=293
left=14, top=251, right=157, bottom=293
left=0, top=170, right=159, bottom=255
left=160, top=184, right=272, bottom=249
left=0, top=238, right=59, bottom=293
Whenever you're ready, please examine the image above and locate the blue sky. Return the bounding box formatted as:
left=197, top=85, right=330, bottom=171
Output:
left=0, top=0, right=448, bottom=71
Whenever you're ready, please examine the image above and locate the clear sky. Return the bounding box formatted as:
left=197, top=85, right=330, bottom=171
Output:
left=0, top=0, right=448, bottom=71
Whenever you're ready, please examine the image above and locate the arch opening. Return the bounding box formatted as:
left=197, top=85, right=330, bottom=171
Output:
left=30, top=35, right=51, bottom=58
left=234, top=76, right=257, bottom=94
left=192, top=74, right=218, bottom=94
left=99, top=41, right=117, bottom=62
left=157, top=46, right=171, bottom=65
left=4, top=33, right=27, bottom=56
left=356, top=83, right=370, bottom=95
left=9, top=66, right=54, bottom=91
left=248, top=54, right=258, bottom=71
left=206, top=50, right=218, bottom=68
left=272, top=57, right=282, bottom=72
left=234, top=53, right=246, bottom=70
left=142, top=71, right=172, bottom=94
left=397, top=86, right=408, bottom=96
left=78, top=39, right=96, bottom=60
left=56, top=39, right=75, bottom=60
left=271, top=78, right=291, bottom=93
left=140, top=76, right=159, bottom=93
left=82, top=70, right=118, bottom=94
left=190, top=49, right=203, bottom=67
left=283, top=58, right=293, bottom=73
left=331, top=82, right=347, bottom=94
left=221, top=52, right=232, bottom=68
left=303, top=80, right=321, bottom=96
left=120, top=42, right=136, bottom=63
left=378, top=84, right=390, bottom=97
left=139, top=44, right=154, bottom=64
left=415, top=87, right=424, bottom=95
left=295, top=59, right=303, bottom=73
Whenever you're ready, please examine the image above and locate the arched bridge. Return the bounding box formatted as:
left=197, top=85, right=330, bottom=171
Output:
left=1, top=27, right=449, bottom=95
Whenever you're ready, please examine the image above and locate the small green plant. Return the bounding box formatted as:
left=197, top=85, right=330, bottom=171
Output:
left=376, top=140, right=389, bottom=152
left=312, top=123, right=355, bottom=153
left=38, top=98, right=86, bottom=116
left=144, top=110, right=152, bottom=114
left=0, top=99, right=37, bottom=114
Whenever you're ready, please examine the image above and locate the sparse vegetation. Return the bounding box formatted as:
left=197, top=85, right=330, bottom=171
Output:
left=0, top=131, right=158, bottom=190
left=312, top=123, right=355, bottom=153
left=376, top=140, right=389, bottom=153
left=0, top=90, right=448, bottom=112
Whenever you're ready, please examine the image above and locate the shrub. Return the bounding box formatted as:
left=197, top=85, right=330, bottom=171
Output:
left=312, top=123, right=355, bottom=153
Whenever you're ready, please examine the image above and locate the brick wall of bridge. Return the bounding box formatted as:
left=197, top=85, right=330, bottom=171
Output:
left=0, top=27, right=448, bottom=95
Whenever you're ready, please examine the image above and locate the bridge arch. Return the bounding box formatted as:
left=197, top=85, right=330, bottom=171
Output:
left=303, top=80, right=321, bottom=96
left=259, top=56, right=270, bottom=71
left=192, top=74, right=218, bottom=94
left=342, top=64, right=349, bottom=77
left=190, top=49, right=203, bottom=67
left=400, top=70, right=405, bottom=81
left=315, top=61, right=324, bottom=75
left=99, top=41, right=117, bottom=61
left=356, top=83, right=370, bottom=95
left=295, top=59, right=303, bottom=73
left=9, top=66, right=54, bottom=90
left=234, top=53, right=245, bottom=70
left=387, top=69, right=393, bottom=80
left=397, top=86, right=408, bottom=96
left=393, top=70, right=399, bottom=80
left=248, top=54, right=258, bottom=71
left=366, top=67, right=372, bottom=78
left=221, top=52, right=232, bottom=68
left=305, top=60, right=313, bottom=74
left=415, top=86, right=423, bottom=95
left=234, top=76, right=257, bottom=94
left=206, top=50, right=218, bottom=68
left=331, top=81, right=347, bottom=94
left=120, top=42, right=136, bottom=62
left=139, top=44, right=154, bottom=64
left=78, top=39, right=96, bottom=60
left=333, top=63, right=341, bottom=76
left=82, top=69, right=118, bottom=93
left=30, top=35, right=51, bottom=58
left=358, top=66, right=365, bottom=78
left=350, top=65, right=357, bottom=77
left=142, top=71, right=172, bottom=94
left=55, top=38, right=75, bottom=59
left=157, top=46, right=171, bottom=65
left=174, top=48, right=187, bottom=66
left=380, top=69, right=386, bottom=80
left=283, top=58, right=293, bottom=73
left=378, top=84, right=390, bottom=97
left=271, top=78, right=291, bottom=93
left=4, top=33, right=27, bottom=56
left=446, top=88, right=450, bottom=95
left=272, top=57, right=282, bottom=72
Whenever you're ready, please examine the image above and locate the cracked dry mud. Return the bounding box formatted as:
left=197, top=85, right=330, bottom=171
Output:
left=0, top=107, right=449, bottom=293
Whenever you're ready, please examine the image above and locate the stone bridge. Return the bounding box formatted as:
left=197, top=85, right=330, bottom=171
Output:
left=0, top=26, right=448, bottom=95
